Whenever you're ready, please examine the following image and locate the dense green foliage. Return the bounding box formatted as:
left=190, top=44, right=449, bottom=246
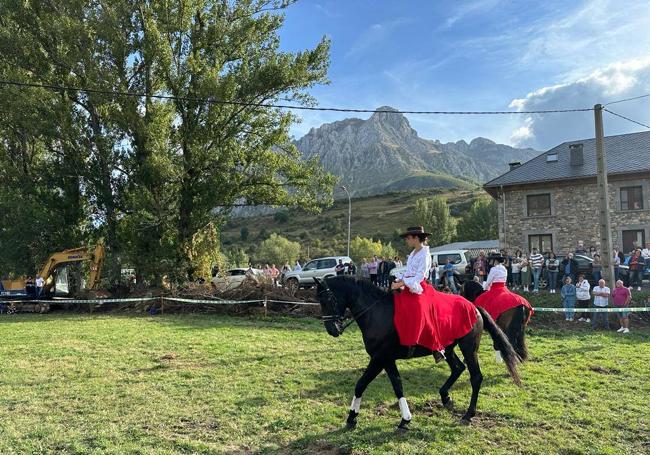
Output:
left=349, top=236, right=398, bottom=263
left=456, top=198, right=499, bottom=241
left=413, top=196, right=457, bottom=247
left=0, top=0, right=334, bottom=284
left=256, top=233, right=301, bottom=266
left=0, top=313, right=647, bottom=453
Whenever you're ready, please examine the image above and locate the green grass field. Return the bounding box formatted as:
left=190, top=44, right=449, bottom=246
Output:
left=0, top=313, right=648, bottom=454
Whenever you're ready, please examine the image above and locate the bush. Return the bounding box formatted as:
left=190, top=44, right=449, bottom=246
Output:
left=274, top=211, right=289, bottom=223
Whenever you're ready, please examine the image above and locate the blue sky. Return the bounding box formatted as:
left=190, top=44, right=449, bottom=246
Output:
left=278, top=0, right=650, bottom=150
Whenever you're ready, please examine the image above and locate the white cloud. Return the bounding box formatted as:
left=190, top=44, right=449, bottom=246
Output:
left=509, top=58, right=650, bottom=149
left=344, top=18, right=412, bottom=58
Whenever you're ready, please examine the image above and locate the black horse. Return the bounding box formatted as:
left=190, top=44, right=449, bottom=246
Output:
left=316, top=276, right=521, bottom=430
left=461, top=280, right=531, bottom=361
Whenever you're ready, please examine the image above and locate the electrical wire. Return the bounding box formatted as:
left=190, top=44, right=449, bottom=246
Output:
left=604, top=93, right=650, bottom=106
left=603, top=108, right=650, bottom=130
left=0, top=79, right=594, bottom=115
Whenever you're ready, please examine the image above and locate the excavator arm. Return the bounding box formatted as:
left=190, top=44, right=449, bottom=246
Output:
left=40, top=243, right=105, bottom=293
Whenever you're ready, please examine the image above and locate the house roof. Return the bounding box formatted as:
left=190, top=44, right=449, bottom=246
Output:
left=484, top=130, right=650, bottom=191
left=429, top=240, right=499, bottom=253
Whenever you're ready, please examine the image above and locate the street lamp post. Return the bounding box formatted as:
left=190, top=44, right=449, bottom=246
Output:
left=341, top=186, right=351, bottom=257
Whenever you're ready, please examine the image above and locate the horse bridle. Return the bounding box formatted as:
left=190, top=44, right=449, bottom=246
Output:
left=318, top=278, right=379, bottom=334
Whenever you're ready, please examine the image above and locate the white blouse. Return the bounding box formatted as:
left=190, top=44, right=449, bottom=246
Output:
left=397, top=247, right=431, bottom=294
left=485, top=264, right=507, bottom=290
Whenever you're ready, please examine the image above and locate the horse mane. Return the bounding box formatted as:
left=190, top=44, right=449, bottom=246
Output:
left=327, top=275, right=391, bottom=301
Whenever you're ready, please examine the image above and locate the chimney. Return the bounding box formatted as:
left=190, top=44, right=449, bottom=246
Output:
left=509, top=162, right=521, bottom=171
left=569, top=143, right=584, bottom=166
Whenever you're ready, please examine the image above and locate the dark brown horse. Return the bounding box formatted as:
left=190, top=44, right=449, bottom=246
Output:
left=316, top=276, right=521, bottom=430
left=461, top=280, right=531, bottom=361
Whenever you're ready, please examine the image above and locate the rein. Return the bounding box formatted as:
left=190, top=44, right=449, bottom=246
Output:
left=319, top=279, right=382, bottom=334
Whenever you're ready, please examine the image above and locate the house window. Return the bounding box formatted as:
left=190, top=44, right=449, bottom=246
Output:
left=527, top=194, right=551, bottom=217
left=546, top=152, right=558, bottom=162
left=620, top=186, right=643, bottom=210
left=528, top=234, right=553, bottom=254
left=622, top=230, right=645, bottom=253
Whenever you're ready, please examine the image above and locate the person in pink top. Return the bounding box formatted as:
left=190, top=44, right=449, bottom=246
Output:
left=611, top=280, right=632, bottom=334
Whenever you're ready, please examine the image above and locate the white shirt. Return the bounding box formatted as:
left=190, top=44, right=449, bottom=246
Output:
left=35, top=277, right=45, bottom=287
left=642, top=248, right=650, bottom=259
left=294, top=263, right=302, bottom=272
left=396, top=247, right=431, bottom=294
left=576, top=280, right=591, bottom=300
left=485, top=264, right=507, bottom=290
left=592, top=286, right=610, bottom=307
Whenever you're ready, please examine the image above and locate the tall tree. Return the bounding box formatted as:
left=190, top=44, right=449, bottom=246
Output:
left=413, top=196, right=456, bottom=247
left=456, top=199, right=498, bottom=241
left=0, top=0, right=334, bottom=285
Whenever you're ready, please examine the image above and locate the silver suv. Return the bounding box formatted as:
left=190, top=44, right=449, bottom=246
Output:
left=283, top=256, right=352, bottom=293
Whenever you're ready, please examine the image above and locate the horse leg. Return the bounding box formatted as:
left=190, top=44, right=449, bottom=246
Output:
left=384, top=360, right=411, bottom=430
left=460, top=348, right=483, bottom=424
left=346, top=358, right=383, bottom=429
left=439, top=348, right=466, bottom=410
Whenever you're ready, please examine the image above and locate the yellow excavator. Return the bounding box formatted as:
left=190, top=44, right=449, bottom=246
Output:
left=0, top=243, right=105, bottom=299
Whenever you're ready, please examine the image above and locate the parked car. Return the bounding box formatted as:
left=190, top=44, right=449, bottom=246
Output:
left=390, top=249, right=470, bottom=289
left=211, top=268, right=263, bottom=291
left=283, top=256, right=352, bottom=293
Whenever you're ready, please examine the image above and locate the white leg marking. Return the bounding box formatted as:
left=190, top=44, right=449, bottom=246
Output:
left=350, top=396, right=361, bottom=413
left=398, top=397, right=412, bottom=421
left=495, top=350, right=503, bottom=363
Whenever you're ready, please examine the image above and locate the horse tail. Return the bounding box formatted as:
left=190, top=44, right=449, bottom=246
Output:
left=508, top=305, right=529, bottom=362
left=476, top=307, right=522, bottom=386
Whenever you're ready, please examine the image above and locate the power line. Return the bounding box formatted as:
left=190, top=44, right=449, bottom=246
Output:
left=603, top=108, right=650, bottom=130
left=604, top=92, right=650, bottom=106
left=0, top=79, right=594, bottom=115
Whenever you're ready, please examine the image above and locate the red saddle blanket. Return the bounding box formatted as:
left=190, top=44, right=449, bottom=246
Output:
left=474, top=282, right=534, bottom=322
left=393, top=281, right=478, bottom=351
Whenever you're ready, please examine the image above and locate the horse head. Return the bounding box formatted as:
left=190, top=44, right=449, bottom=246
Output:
left=315, top=276, right=357, bottom=337
left=461, top=280, right=485, bottom=302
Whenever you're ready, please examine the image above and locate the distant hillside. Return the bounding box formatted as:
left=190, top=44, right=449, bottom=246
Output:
left=222, top=188, right=488, bottom=260
left=294, top=106, right=538, bottom=197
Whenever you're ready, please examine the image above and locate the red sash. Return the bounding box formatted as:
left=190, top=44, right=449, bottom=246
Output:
left=474, top=283, right=534, bottom=323
left=393, top=281, right=478, bottom=351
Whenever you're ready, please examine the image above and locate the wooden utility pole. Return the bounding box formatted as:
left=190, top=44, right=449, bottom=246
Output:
left=594, top=104, right=614, bottom=284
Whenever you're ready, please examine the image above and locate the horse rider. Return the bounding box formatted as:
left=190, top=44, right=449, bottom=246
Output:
left=391, top=226, right=445, bottom=362
left=484, top=252, right=508, bottom=291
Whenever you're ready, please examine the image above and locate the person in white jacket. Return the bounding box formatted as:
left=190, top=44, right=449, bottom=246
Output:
left=575, top=274, right=592, bottom=322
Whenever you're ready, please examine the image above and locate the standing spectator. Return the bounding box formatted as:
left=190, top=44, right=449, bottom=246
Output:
left=612, top=248, right=622, bottom=283
left=629, top=250, right=643, bottom=291
left=546, top=252, right=560, bottom=294
left=560, top=277, right=577, bottom=321
left=561, top=253, right=578, bottom=284
left=294, top=260, right=302, bottom=272
left=347, top=260, right=357, bottom=276
left=588, top=246, right=598, bottom=258
left=511, top=252, right=522, bottom=290
left=575, top=241, right=587, bottom=255
left=377, top=257, right=387, bottom=288
left=473, top=250, right=487, bottom=282
left=612, top=280, right=631, bottom=334
left=335, top=259, right=346, bottom=276
left=430, top=262, right=440, bottom=288
left=576, top=274, right=592, bottom=323
left=35, top=274, right=45, bottom=298
left=385, top=257, right=396, bottom=284
left=520, top=256, right=531, bottom=293
left=360, top=258, right=370, bottom=280
left=270, top=264, right=280, bottom=286
left=369, top=255, right=379, bottom=285
left=394, top=256, right=403, bottom=268
left=642, top=242, right=650, bottom=268
left=529, top=248, right=544, bottom=293
left=502, top=250, right=513, bottom=288
left=591, top=279, right=611, bottom=330
left=591, top=254, right=602, bottom=282
left=443, top=258, right=457, bottom=294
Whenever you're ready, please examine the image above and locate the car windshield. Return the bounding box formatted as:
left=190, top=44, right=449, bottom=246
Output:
left=228, top=270, right=246, bottom=276
left=438, top=253, right=461, bottom=264
left=303, top=261, right=317, bottom=271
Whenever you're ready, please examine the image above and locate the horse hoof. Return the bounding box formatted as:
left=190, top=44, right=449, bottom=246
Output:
left=396, top=419, right=410, bottom=432
left=460, top=418, right=472, bottom=426
left=443, top=399, right=454, bottom=411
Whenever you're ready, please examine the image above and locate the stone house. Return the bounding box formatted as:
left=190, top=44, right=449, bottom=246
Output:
left=484, top=131, right=650, bottom=255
